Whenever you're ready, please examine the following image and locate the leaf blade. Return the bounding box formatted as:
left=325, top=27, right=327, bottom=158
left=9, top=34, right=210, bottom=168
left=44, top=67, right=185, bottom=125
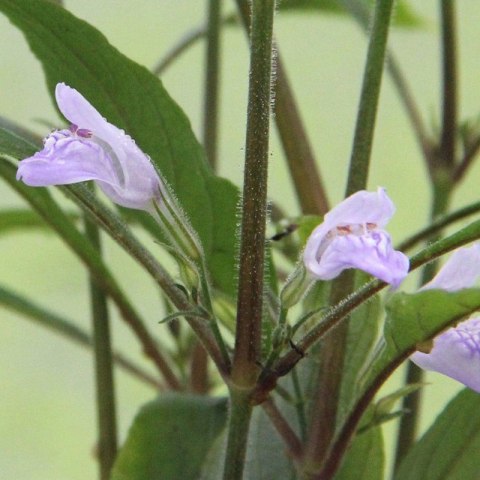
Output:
left=111, top=394, right=228, bottom=480
left=395, top=389, right=480, bottom=480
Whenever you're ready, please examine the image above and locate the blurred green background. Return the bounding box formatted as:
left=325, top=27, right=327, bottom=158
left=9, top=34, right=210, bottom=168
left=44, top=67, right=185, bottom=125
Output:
left=1, top=1, right=479, bottom=478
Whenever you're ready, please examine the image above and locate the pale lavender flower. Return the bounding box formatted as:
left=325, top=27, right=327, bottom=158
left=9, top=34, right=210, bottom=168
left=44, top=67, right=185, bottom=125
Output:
left=303, top=187, right=409, bottom=287
left=411, top=243, right=480, bottom=392
left=17, top=83, right=160, bottom=211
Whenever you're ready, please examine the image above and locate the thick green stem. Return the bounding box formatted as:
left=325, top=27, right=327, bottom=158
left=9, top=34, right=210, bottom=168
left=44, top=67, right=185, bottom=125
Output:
left=222, top=387, right=254, bottom=480
left=84, top=213, right=118, bottom=480
left=232, top=0, right=275, bottom=387
left=440, top=0, right=458, bottom=170
left=345, top=0, right=395, bottom=195
left=203, top=0, right=222, bottom=170
left=235, top=0, right=329, bottom=215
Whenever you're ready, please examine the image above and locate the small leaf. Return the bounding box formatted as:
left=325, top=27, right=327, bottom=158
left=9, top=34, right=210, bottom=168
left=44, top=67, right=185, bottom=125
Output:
left=112, top=394, right=228, bottom=480
left=159, top=307, right=210, bottom=324
left=374, top=383, right=424, bottom=417
left=395, top=389, right=480, bottom=480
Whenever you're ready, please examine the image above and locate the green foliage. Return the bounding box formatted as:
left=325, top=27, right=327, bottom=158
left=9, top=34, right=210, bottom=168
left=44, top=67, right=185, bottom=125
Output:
left=277, top=0, right=424, bottom=28
left=200, top=406, right=296, bottom=479
left=0, top=126, right=37, bottom=159
left=395, top=389, right=480, bottom=480
left=338, top=272, right=382, bottom=426
left=111, top=394, right=228, bottom=480
left=0, top=208, right=49, bottom=234
left=0, top=0, right=240, bottom=297
left=334, top=427, right=384, bottom=480
left=365, top=289, right=480, bottom=393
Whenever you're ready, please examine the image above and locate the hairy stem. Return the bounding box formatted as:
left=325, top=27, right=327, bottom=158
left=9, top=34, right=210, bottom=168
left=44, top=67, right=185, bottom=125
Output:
left=84, top=209, right=118, bottom=480
left=235, top=0, right=329, bottom=215
left=223, top=2, right=276, bottom=477
left=232, top=0, right=275, bottom=387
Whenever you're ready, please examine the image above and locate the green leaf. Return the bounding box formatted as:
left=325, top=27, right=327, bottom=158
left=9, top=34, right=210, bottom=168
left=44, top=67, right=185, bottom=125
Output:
left=364, top=289, right=480, bottom=393
left=200, top=406, right=296, bottom=480
left=277, top=0, right=425, bottom=28
left=111, top=394, right=228, bottom=480
left=334, top=427, right=384, bottom=480
left=0, top=127, right=37, bottom=159
left=0, top=0, right=240, bottom=297
left=374, top=383, right=424, bottom=418
left=395, top=389, right=480, bottom=480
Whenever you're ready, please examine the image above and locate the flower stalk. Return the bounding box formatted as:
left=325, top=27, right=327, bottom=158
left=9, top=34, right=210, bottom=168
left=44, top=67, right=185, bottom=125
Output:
left=83, top=205, right=118, bottom=480
left=203, top=0, right=222, bottom=170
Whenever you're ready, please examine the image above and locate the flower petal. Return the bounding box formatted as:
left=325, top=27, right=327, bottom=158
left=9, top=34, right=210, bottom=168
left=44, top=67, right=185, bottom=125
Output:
left=16, top=130, right=117, bottom=186
left=411, top=317, right=480, bottom=393
left=55, top=83, right=155, bottom=174
left=305, top=229, right=409, bottom=286
left=16, top=83, right=163, bottom=212
left=421, top=243, right=480, bottom=292
left=323, top=187, right=395, bottom=231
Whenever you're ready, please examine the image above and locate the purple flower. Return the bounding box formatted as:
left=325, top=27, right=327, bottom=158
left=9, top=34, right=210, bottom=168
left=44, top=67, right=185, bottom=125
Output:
left=17, top=83, right=161, bottom=211
left=411, top=243, right=480, bottom=392
left=303, top=188, right=409, bottom=287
